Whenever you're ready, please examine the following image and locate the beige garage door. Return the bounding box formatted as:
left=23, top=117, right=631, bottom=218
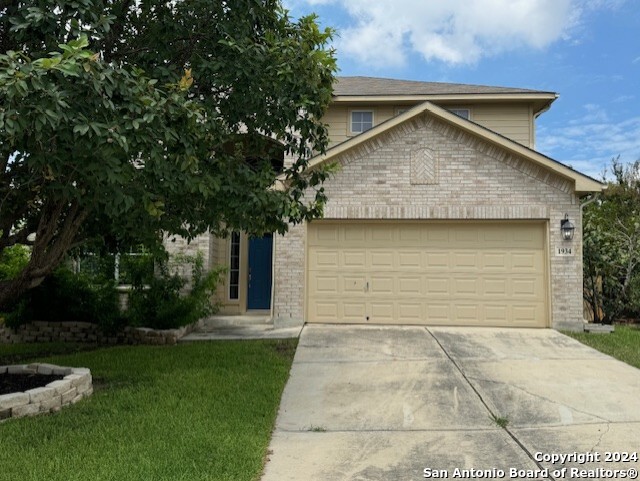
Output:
left=307, top=221, right=548, bottom=327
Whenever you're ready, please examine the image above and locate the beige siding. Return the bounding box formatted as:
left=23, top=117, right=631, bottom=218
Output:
left=471, top=103, right=533, bottom=148
left=324, top=102, right=535, bottom=148
left=325, top=105, right=400, bottom=148
left=325, top=105, right=349, bottom=148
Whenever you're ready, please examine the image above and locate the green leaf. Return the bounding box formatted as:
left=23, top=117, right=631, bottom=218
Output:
left=73, top=124, right=90, bottom=135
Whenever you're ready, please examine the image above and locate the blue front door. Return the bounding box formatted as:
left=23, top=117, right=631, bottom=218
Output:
left=247, top=234, right=273, bottom=310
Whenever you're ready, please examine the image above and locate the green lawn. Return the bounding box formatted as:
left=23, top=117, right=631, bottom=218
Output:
left=564, top=324, right=640, bottom=369
left=0, top=340, right=297, bottom=481
left=0, top=341, right=94, bottom=364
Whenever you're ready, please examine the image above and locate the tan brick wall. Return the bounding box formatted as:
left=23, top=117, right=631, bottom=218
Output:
left=163, top=232, right=212, bottom=280
left=274, top=112, right=584, bottom=329
left=273, top=223, right=306, bottom=326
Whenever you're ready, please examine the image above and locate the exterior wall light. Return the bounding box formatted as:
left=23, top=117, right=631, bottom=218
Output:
left=560, top=214, right=575, bottom=241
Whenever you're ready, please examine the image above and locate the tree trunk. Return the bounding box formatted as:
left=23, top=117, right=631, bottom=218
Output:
left=0, top=201, right=88, bottom=310
left=0, top=270, right=46, bottom=309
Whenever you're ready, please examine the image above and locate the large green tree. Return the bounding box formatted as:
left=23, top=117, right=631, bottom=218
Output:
left=583, top=158, right=640, bottom=323
left=0, top=0, right=336, bottom=307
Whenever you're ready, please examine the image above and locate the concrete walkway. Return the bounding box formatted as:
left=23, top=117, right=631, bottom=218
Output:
left=179, top=315, right=302, bottom=341
left=261, top=325, right=640, bottom=480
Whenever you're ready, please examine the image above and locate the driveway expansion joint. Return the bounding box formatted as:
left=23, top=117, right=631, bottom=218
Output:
left=425, top=327, right=554, bottom=479
left=464, top=375, right=611, bottom=423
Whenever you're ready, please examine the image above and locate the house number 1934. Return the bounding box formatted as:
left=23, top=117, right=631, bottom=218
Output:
left=557, top=246, right=574, bottom=256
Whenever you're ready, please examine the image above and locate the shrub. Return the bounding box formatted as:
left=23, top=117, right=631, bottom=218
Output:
left=0, top=244, right=30, bottom=280
left=126, top=252, right=223, bottom=330
left=583, top=158, right=640, bottom=323
left=3, top=250, right=222, bottom=333
left=4, top=267, right=124, bottom=332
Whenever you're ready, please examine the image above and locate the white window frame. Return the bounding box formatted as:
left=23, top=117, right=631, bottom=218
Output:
left=395, top=107, right=410, bottom=116
left=349, top=110, right=374, bottom=135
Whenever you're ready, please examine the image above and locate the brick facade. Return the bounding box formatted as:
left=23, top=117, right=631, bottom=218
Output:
left=164, top=233, right=211, bottom=262
left=273, top=112, right=584, bottom=330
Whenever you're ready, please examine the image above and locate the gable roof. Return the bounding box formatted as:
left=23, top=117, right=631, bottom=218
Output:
left=304, top=100, right=604, bottom=195
left=332, top=76, right=558, bottom=115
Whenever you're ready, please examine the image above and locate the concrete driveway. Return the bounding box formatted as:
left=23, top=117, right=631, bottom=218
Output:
left=261, top=325, right=640, bottom=480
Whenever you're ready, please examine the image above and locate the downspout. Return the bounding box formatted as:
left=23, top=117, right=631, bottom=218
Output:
left=533, top=96, right=557, bottom=149
left=580, top=193, right=599, bottom=213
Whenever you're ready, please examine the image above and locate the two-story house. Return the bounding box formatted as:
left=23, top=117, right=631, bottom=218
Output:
left=169, top=76, right=603, bottom=331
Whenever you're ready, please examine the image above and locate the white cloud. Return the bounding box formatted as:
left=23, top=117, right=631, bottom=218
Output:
left=538, top=109, right=640, bottom=179
left=289, top=0, right=625, bottom=66
left=613, top=95, right=635, bottom=103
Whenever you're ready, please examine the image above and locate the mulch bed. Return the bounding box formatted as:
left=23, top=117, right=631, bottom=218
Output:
left=0, top=373, right=64, bottom=395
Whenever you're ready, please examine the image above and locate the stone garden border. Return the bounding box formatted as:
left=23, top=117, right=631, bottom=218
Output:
left=0, top=319, right=203, bottom=345
left=0, top=363, right=92, bottom=421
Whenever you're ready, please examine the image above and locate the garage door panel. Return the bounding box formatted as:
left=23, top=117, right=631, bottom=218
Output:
left=398, top=227, right=422, bottom=241
left=426, top=304, right=451, bottom=322
left=310, top=275, right=340, bottom=294
left=454, top=304, right=482, bottom=321
left=483, top=279, right=508, bottom=296
left=452, top=278, right=480, bottom=296
left=311, top=301, right=339, bottom=322
left=482, top=253, right=509, bottom=270
left=370, top=276, right=394, bottom=294
left=398, top=303, right=423, bottom=321
left=344, top=225, right=366, bottom=242
left=452, top=252, right=478, bottom=269
left=511, top=253, right=541, bottom=270
left=512, top=278, right=539, bottom=297
left=454, top=228, right=480, bottom=243
left=343, top=251, right=366, bottom=268
left=370, top=251, right=394, bottom=268
left=513, top=228, right=543, bottom=244
left=342, top=276, right=366, bottom=294
left=307, top=222, right=548, bottom=327
left=425, top=227, right=449, bottom=242
left=398, top=251, right=421, bottom=268
left=512, top=305, right=542, bottom=325
left=399, top=277, right=422, bottom=295
left=370, top=303, right=394, bottom=322
left=316, top=227, right=339, bottom=242
left=310, top=250, right=339, bottom=269
left=426, top=253, right=449, bottom=269
left=426, top=278, right=450, bottom=295
left=371, top=228, right=394, bottom=242
left=484, top=305, right=509, bottom=323
left=343, top=302, right=367, bottom=321
left=482, top=228, right=508, bottom=243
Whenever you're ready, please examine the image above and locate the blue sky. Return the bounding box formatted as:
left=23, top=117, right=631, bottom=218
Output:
left=286, top=0, right=639, bottom=179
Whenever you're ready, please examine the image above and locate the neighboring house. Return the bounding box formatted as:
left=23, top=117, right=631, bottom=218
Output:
left=166, top=76, right=604, bottom=331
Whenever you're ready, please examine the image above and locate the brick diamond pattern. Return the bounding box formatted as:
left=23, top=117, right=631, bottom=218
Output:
left=411, top=148, right=438, bottom=184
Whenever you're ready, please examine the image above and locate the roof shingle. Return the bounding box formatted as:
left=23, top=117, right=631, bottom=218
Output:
left=333, top=76, right=555, bottom=96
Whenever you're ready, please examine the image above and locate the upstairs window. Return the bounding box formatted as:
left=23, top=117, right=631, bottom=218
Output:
left=448, top=108, right=471, bottom=120
left=350, top=111, right=374, bottom=134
